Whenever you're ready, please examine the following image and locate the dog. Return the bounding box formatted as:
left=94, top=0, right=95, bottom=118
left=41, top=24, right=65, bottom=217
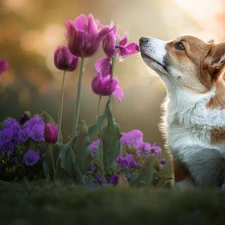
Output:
left=139, top=35, right=225, bottom=189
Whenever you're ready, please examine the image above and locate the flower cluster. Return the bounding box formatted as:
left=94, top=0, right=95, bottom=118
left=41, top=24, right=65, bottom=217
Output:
left=0, top=115, right=58, bottom=181
left=89, top=129, right=167, bottom=186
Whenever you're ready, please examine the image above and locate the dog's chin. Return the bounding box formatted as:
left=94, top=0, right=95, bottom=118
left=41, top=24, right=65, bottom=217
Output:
left=140, top=52, right=168, bottom=75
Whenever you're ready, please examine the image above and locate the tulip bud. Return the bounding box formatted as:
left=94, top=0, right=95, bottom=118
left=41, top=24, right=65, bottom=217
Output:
left=54, top=45, right=78, bottom=71
left=44, top=123, right=58, bottom=144
left=0, top=57, right=9, bottom=75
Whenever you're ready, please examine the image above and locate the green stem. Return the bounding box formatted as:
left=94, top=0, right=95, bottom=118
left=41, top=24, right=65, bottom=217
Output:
left=57, top=70, right=66, bottom=142
left=109, top=39, right=120, bottom=109
left=72, top=57, right=85, bottom=138
left=98, top=96, right=104, bottom=177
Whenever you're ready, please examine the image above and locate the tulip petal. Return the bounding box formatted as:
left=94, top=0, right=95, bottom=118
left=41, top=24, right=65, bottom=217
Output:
left=88, top=13, right=99, bottom=37
left=95, top=58, right=111, bottom=77
left=112, top=86, right=124, bottom=101
left=119, top=29, right=129, bottom=46
left=74, top=14, right=87, bottom=31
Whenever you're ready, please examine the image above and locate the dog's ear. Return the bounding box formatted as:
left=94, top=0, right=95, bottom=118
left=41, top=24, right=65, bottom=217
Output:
left=204, top=42, right=225, bottom=79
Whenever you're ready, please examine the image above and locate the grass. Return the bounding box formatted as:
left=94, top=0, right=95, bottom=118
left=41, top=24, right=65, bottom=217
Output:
left=1, top=181, right=225, bottom=225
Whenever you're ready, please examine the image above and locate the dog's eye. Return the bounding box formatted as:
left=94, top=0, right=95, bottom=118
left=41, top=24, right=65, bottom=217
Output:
left=174, top=42, right=185, bottom=51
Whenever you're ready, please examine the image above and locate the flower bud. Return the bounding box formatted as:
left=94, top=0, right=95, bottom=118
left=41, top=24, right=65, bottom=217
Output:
left=54, top=45, right=78, bottom=71
left=44, top=123, right=58, bottom=144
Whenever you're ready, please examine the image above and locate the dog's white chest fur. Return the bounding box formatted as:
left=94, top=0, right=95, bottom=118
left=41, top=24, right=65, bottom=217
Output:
left=163, top=87, right=225, bottom=161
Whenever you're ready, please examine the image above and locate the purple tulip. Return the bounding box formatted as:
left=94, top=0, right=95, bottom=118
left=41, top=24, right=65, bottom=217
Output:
left=65, top=13, right=111, bottom=58
left=54, top=45, right=79, bottom=71
left=23, top=150, right=40, bottom=166
left=0, top=57, right=9, bottom=74
left=93, top=58, right=124, bottom=100
left=103, top=27, right=139, bottom=58
left=44, top=123, right=58, bottom=144
left=92, top=74, right=119, bottom=96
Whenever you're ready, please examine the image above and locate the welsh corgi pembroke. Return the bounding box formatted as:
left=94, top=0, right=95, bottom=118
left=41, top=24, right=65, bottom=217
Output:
left=139, top=35, right=225, bottom=189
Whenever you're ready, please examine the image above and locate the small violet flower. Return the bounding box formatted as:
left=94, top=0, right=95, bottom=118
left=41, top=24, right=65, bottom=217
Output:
left=160, top=158, right=167, bottom=168
left=137, top=142, right=151, bottom=157
left=18, top=128, right=30, bottom=142
left=89, top=139, right=100, bottom=158
left=116, top=154, right=139, bottom=169
left=0, top=57, right=9, bottom=75
left=110, top=174, right=120, bottom=185
left=54, top=45, right=79, bottom=71
left=28, top=117, right=45, bottom=130
left=44, top=123, right=58, bottom=144
left=0, top=128, right=13, bottom=146
left=1, top=142, right=14, bottom=154
left=120, top=129, right=143, bottom=148
left=151, top=143, right=161, bottom=158
left=30, top=124, right=45, bottom=142
left=23, top=150, right=40, bottom=166
left=65, top=13, right=111, bottom=58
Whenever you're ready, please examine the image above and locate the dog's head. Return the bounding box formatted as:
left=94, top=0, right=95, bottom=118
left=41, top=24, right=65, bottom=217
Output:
left=139, top=35, right=225, bottom=93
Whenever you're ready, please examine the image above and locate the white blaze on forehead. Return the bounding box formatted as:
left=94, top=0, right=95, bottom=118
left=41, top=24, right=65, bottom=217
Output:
left=143, top=38, right=167, bottom=65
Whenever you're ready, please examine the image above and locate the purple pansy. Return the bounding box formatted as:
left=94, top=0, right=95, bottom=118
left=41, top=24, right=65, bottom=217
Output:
left=54, top=45, right=79, bottom=71
left=1, top=141, right=14, bottom=154
left=120, top=129, right=143, bottom=148
left=30, top=124, right=45, bottom=142
left=18, top=128, right=30, bottom=142
left=137, top=142, right=151, bottom=157
left=23, top=150, right=40, bottom=166
left=151, top=144, right=161, bottom=158
left=0, top=57, right=9, bottom=74
left=0, top=127, right=13, bottom=146
left=115, top=154, right=139, bottom=169
left=65, top=13, right=112, bottom=58
left=19, top=113, right=30, bottom=125
left=28, top=117, right=45, bottom=130
left=110, top=174, right=120, bottom=185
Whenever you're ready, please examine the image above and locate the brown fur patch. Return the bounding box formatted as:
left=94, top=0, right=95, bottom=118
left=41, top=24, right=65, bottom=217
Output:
left=166, top=36, right=213, bottom=92
left=210, top=127, right=225, bottom=145
left=206, top=79, right=225, bottom=109
left=173, top=159, right=190, bottom=182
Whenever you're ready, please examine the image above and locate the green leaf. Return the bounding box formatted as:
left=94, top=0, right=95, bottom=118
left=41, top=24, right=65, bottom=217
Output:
left=40, top=111, right=56, bottom=125
left=88, top=99, right=110, bottom=138
left=93, top=159, right=104, bottom=176
left=101, top=111, right=122, bottom=169
left=43, top=142, right=63, bottom=180
left=130, top=154, right=157, bottom=186
left=73, top=120, right=92, bottom=174
left=59, top=139, right=85, bottom=185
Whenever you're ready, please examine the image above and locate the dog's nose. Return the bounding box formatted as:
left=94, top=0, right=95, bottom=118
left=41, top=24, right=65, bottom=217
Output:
left=139, top=37, right=149, bottom=45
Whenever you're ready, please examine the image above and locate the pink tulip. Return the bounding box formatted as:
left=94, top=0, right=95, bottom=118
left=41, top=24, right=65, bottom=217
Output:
left=54, top=45, right=79, bottom=71
left=65, top=14, right=111, bottom=58
left=44, top=123, right=58, bottom=144
left=0, top=58, right=9, bottom=75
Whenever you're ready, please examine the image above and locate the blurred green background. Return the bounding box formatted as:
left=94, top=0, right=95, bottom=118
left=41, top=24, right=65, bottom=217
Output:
left=0, top=0, right=225, bottom=174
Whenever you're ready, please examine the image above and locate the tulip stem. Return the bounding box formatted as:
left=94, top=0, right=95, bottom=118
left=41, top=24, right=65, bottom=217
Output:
left=98, top=95, right=104, bottom=177
left=57, top=70, right=66, bottom=142
left=72, top=57, right=85, bottom=138
left=109, top=39, right=120, bottom=109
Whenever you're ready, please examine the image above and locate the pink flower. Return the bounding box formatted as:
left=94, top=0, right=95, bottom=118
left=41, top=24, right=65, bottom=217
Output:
left=92, top=58, right=124, bottom=101
left=102, top=25, right=139, bottom=58
left=54, top=45, right=79, bottom=71
left=0, top=58, right=9, bottom=75
left=44, top=123, right=58, bottom=144
left=92, top=75, right=119, bottom=96
left=65, top=14, right=111, bottom=58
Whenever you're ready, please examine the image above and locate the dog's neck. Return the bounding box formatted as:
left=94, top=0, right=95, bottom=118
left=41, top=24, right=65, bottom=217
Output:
left=164, top=86, right=225, bottom=128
